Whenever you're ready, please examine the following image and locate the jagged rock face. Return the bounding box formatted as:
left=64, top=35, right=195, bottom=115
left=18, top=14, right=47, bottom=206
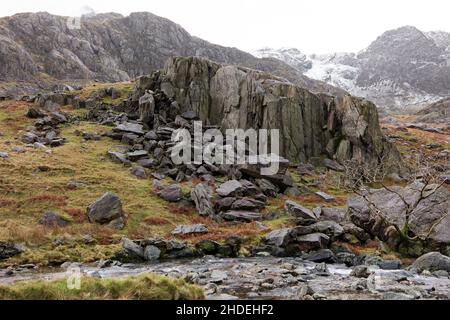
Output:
left=357, top=26, right=450, bottom=96
left=138, top=56, right=401, bottom=166
left=0, top=12, right=339, bottom=96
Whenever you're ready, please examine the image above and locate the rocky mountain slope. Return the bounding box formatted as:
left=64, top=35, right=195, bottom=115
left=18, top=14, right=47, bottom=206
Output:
left=0, top=11, right=340, bottom=97
left=254, top=26, right=450, bottom=110
left=416, top=97, right=450, bottom=124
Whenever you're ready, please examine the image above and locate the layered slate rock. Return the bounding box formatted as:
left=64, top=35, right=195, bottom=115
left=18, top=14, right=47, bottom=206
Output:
left=171, top=224, right=208, bottom=236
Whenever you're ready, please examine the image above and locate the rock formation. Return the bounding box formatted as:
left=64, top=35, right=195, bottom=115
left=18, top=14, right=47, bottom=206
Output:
left=130, top=56, right=401, bottom=167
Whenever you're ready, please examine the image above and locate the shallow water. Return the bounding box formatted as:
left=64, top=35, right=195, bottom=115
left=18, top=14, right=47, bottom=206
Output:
left=1, top=257, right=449, bottom=300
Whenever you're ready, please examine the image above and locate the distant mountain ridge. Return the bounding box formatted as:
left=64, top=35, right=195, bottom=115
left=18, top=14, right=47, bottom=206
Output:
left=253, top=26, right=450, bottom=110
left=0, top=11, right=341, bottom=97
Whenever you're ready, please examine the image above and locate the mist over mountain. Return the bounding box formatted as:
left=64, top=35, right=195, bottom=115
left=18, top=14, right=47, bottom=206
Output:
left=254, top=26, right=450, bottom=110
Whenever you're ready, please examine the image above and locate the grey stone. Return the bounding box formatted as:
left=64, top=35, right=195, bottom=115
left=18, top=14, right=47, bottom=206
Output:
left=130, top=166, right=147, bottom=179
left=409, top=252, right=450, bottom=272
left=285, top=200, right=317, bottom=225
left=143, top=245, right=161, bottom=261
left=216, top=180, right=243, bottom=197
left=0, top=242, right=25, bottom=260
left=114, top=122, right=144, bottom=135
left=39, top=212, right=70, bottom=227
left=126, top=150, right=148, bottom=161
left=171, top=224, right=208, bottom=236
left=295, top=233, right=330, bottom=252
left=87, top=192, right=125, bottom=229
left=122, top=238, right=144, bottom=259
left=315, top=191, right=335, bottom=202
left=221, top=210, right=262, bottom=222
left=350, top=265, right=371, bottom=278
left=191, top=183, right=214, bottom=216
left=158, top=184, right=182, bottom=202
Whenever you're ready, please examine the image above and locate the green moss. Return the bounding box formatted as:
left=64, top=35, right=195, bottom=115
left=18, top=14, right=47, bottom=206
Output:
left=0, top=273, right=204, bottom=300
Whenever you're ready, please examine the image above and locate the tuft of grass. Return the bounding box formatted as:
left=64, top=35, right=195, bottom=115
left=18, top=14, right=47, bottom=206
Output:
left=0, top=273, right=204, bottom=300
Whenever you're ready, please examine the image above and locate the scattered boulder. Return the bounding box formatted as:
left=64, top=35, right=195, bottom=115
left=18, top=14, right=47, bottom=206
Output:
left=171, top=224, right=208, bottom=236
left=231, top=197, right=265, bottom=211
left=122, top=238, right=144, bottom=259
left=303, top=249, right=337, bottom=263
left=285, top=200, right=318, bottom=225
left=191, top=183, right=214, bottom=216
left=265, top=228, right=292, bottom=247
left=0, top=243, right=25, bottom=260
left=143, top=245, right=161, bottom=261
left=216, top=180, right=243, bottom=197
left=409, top=252, right=450, bottom=273
left=350, top=265, right=371, bottom=278
left=294, top=233, right=330, bottom=252
left=315, top=191, right=335, bottom=202
left=39, top=212, right=70, bottom=227
left=130, top=166, right=147, bottom=179
left=0, top=152, right=8, bottom=159
left=114, top=122, right=144, bottom=135
left=87, top=192, right=125, bottom=229
left=221, top=210, right=261, bottom=222
left=158, top=184, right=182, bottom=202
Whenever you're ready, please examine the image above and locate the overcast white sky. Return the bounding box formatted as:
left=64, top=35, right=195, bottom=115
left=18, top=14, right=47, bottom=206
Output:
left=1, top=0, right=450, bottom=54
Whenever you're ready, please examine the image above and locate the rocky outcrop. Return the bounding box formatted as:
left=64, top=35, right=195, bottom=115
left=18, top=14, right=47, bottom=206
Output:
left=135, top=56, right=401, bottom=168
left=348, top=182, right=450, bottom=255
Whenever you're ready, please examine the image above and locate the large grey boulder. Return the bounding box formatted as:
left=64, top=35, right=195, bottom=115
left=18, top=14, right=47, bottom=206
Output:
left=348, top=182, right=450, bottom=251
left=87, top=192, right=125, bottom=229
left=409, top=252, right=450, bottom=273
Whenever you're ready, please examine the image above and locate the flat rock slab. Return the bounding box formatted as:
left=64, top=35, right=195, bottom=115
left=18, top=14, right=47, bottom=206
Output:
left=221, top=210, right=262, bottom=222
left=171, top=224, right=209, bottom=236
left=315, top=191, right=335, bottom=202
left=126, top=150, right=149, bottom=161
left=114, top=122, right=144, bottom=135
left=216, top=180, right=243, bottom=197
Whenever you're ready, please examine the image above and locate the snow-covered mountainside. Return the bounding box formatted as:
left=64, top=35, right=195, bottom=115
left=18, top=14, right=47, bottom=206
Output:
left=253, top=26, right=450, bottom=111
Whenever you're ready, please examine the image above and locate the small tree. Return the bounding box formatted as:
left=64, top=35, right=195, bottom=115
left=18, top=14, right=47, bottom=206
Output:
left=340, top=152, right=448, bottom=245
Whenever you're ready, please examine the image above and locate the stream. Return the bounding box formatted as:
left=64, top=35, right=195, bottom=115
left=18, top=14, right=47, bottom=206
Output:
left=1, top=256, right=450, bottom=300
